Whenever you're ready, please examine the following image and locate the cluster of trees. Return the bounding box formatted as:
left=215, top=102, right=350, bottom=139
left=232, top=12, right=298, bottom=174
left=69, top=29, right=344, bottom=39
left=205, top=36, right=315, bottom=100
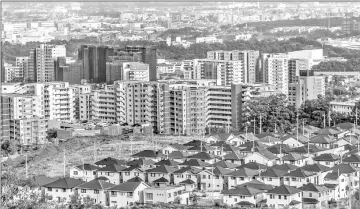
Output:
left=312, top=58, right=360, bottom=72
left=241, top=94, right=359, bottom=134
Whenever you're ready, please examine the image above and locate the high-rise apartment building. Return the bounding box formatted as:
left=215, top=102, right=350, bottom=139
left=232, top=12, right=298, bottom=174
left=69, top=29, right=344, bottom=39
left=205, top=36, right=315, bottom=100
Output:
left=261, top=53, right=290, bottom=96
left=72, top=84, right=92, bottom=121
left=123, top=46, right=157, bottom=81
left=288, top=59, right=309, bottom=84
left=288, top=70, right=325, bottom=109
left=16, top=57, right=29, bottom=82
left=4, top=63, right=23, bottom=82
left=206, top=50, right=260, bottom=83
left=27, top=44, right=66, bottom=82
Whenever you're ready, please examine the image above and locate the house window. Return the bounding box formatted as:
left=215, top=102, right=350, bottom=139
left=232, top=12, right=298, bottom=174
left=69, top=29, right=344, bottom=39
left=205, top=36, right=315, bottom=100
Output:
left=125, top=172, right=130, bottom=176
left=111, top=191, right=117, bottom=196
left=309, top=192, right=312, bottom=197
left=234, top=198, right=237, bottom=202
left=268, top=178, right=272, bottom=181
left=270, top=194, right=273, bottom=199
left=146, top=193, right=153, bottom=200
left=73, top=171, right=78, bottom=175
left=48, top=188, right=52, bottom=192
left=278, top=195, right=281, bottom=199
left=62, top=189, right=66, bottom=192
left=168, top=193, right=171, bottom=198
left=94, top=190, right=99, bottom=194
left=292, top=178, right=296, bottom=181
left=81, top=189, right=86, bottom=193
left=284, top=195, right=287, bottom=200
left=203, top=175, right=206, bottom=179
left=240, top=177, right=244, bottom=181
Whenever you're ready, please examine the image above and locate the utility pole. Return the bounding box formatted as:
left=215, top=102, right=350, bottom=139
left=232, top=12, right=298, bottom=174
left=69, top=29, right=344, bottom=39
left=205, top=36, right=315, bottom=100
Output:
left=259, top=114, right=262, bottom=134
left=328, top=108, right=331, bottom=127
left=93, top=138, right=96, bottom=163
left=296, top=112, right=299, bottom=142
left=323, top=113, right=326, bottom=128
left=302, top=119, right=305, bottom=136
left=63, top=149, right=66, bottom=177
left=25, top=153, right=28, bottom=179
left=253, top=117, right=256, bottom=135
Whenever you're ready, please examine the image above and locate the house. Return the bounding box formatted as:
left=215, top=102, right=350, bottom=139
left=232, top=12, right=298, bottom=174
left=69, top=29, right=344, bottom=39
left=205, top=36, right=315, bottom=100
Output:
left=224, top=168, right=260, bottom=190
left=185, top=144, right=215, bottom=155
left=223, top=152, right=245, bottom=165
left=258, top=168, right=287, bottom=186
left=131, top=150, right=164, bottom=161
left=210, top=142, right=240, bottom=156
left=95, top=157, right=126, bottom=168
left=143, top=186, right=190, bottom=205
left=228, top=134, right=247, bottom=146
left=314, top=127, right=341, bottom=138
left=281, top=135, right=306, bottom=148
left=238, top=132, right=259, bottom=143
left=283, top=168, right=318, bottom=188
left=222, top=186, right=264, bottom=207
left=342, top=154, right=360, bottom=167
left=299, top=183, right=330, bottom=208
left=235, top=179, right=275, bottom=192
left=278, top=153, right=310, bottom=167
left=324, top=172, right=351, bottom=200
left=75, top=178, right=115, bottom=205
left=43, top=177, right=85, bottom=203
left=205, top=133, right=237, bottom=144
left=271, top=163, right=298, bottom=172
left=179, top=179, right=197, bottom=192
left=145, top=165, right=177, bottom=184
left=210, top=160, right=239, bottom=170
left=162, top=144, right=188, bottom=155
left=31, top=175, right=57, bottom=196
left=238, top=162, right=268, bottom=171
left=172, top=166, right=201, bottom=185
left=267, top=144, right=292, bottom=157
left=179, top=159, right=210, bottom=169
left=167, top=151, right=187, bottom=163
left=313, top=153, right=340, bottom=167
left=266, top=185, right=302, bottom=209
left=186, top=152, right=217, bottom=164
left=300, top=163, right=331, bottom=185
left=258, top=136, right=281, bottom=146
left=120, top=166, right=146, bottom=183
left=325, top=163, right=360, bottom=197
left=154, top=159, right=180, bottom=167
left=244, top=149, right=278, bottom=166
left=126, top=159, right=156, bottom=169
left=70, top=163, right=100, bottom=182
left=108, top=182, right=149, bottom=207
left=96, top=164, right=126, bottom=185
left=309, top=135, right=336, bottom=149
left=198, top=166, right=232, bottom=191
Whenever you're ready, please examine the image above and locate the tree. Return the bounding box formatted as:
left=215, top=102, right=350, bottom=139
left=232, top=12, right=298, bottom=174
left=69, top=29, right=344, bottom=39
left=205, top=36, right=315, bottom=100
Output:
left=190, top=192, right=200, bottom=205
left=46, top=129, right=58, bottom=141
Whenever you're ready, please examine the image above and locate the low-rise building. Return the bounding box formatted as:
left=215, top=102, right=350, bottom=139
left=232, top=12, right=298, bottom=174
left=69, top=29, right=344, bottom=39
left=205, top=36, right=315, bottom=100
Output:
left=108, top=182, right=149, bottom=207
left=143, top=186, right=190, bottom=205
left=43, top=177, right=85, bottom=203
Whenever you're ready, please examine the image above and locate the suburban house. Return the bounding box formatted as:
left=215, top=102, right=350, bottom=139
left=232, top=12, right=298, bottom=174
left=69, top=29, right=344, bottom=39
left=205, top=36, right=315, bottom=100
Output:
left=299, top=183, right=330, bottom=208
left=258, top=168, right=287, bottom=187
left=143, top=186, right=190, bottom=205
left=179, top=159, right=210, bottom=169
left=108, top=182, right=149, bottom=207
left=75, top=178, right=115, bottom=205
left=300, top=163, right=331, bottom=185
left=313, top=153, right=340, bottom=167
left=70, top=163, right=100, bottom=182
left=278, top=153, right=310, bottom=166
left=223, top=152, right=245, bottom=165
left=96, top=164, right=126, bottom=185
left=224, top=168, right=260, bottom=190
left=244, top=149, right=278, bottom=166
left=309, top=135, right=336, bottom=149
left=43, top=177, right=85, bottom=203
left=162, top=144, right=188, bottom=155
left=342, top=154, right=360, bottom=167
left=131, top=150, right=164, bottom=162
left=167, top=151, right=188, bottom=162
left=272, top=163, right=298, bottom=173
left=205, top=133, right=237, bottom=144
left=266, top=185, right=302, bottom=209
left=280, top=135, right=306, bottom=148
left=283, top=168, right=318, bottom=188
left=120, top=166, right=146, bottom=183
left=172, top=166, right=201, bottom=185
left=186, top=152, right=217, bottom=164
left=95, top=157, right=126, bottom=168
left=145, top=165, right=177, bottom=184
left=222, top=186, right=264, bottom=207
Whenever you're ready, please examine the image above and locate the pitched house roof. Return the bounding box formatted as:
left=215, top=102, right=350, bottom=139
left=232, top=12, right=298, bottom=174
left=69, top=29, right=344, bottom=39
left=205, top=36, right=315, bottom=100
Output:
left=108, top=182, right=146, bottom=192
left=210, top=160, right=239, bottom=169
left=271, top=163, right=298, bottom=172
left=153, top=177, right=169, bottom=183
left=237, top=162, right=268, bottom=170
left=180, top=159, right=210, bottom=167
left=290, top=144, right=328, bottom=154
left=179, top=179, right=195, bottom=185
left=121, top=165, right=143, bottom=172
left=343, top=154, right=360, bottom=163
left=95, top=157, right=126, bottom=166
left=210, top=133, right=234, bottom=141
left=331, top=163, right=359, bottom=174
left=314, top=127, right=341, bottom=135
left=173, top=166, right=202, bottom=175
left=281, top=134, right=308, bottom=143
left=187, top=152, right=214, bottom=160
left=282, top=153, right=307, bottom=161
left=226, top=167, right=259, bottom=177
left=76, top=179, right=115, bottom=190
left=43, top=177, right=85, bottom=189
left=284, top=168, right=316, bottom=178
left=300, top=163, right=331, bottom=173
left=313, top=153, right=340, bottom=162
left=258, top=136, right=280, bottom=144
left=146, top=165, right=177, bottom=174
left=259, top=168, right=287, bottom=178
left=168, top=143, right=188, bottom=150
left=168, top=151, right=187, bottom=159
left=126, top=159, right=156, bottom=167
left=183, top=140, right=203, bottom=147
left=75, top=164, right=100, bottom=171
left=212, top=166, right=233, bottom=176
left=256, top=149, right=278, bottom=160
left=235, top=180, right=274, bottom=191
left=266, top=144, right=292, bottom=155
left=187, top=144, right=214, bottom=152
left=222, top=186, right=262, bottom=196
left=267, top=185, right=301, bottom=195
left=309, top=135, right=336, bottom=144
left=238, top=132, right=259, bottom=141
left=127, top=176, right=144, bottom=182
left=97, top=164, right=126, bottom=172
left=256, top=132, right=274, bottom=139
left=299, top=183, right=329, bottom=192
left=131, top=150, right=164, bottom=158
left=154, top=159, right=180, bottom=166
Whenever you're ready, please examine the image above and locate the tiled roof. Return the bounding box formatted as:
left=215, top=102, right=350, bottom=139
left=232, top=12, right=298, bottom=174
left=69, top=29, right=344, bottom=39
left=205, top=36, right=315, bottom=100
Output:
left=168, top=143, right=188, bottom=150
left=187, top=152, right=214, bottom=160
left=282, top=153, right=307, bottom=161
left=33, top=175, right=56, bottom=187
left=299, top=183, right=329, bottom=192
left=271, top=163, right=298, bottom=172
left=237, top=162, right=268, bottom=170
left=180, top=159, right=210, bottom=167
left=223, top=152, right=246, bottom=160
left=266, top=144, right=292, bottom=155
left=259, top=168, right=287, bottom=178
left=300, top=163, right=330, bottom=172
left=309, top=135, right=336, bottom=144
left=222, top=186, right=262, bottom=196
left=226, top=167, right=259, bottom=177
left=43, top=177, right=85, bottom=189
left=173, top=166, right=202, bottom=174
left=108, top=182, right=145, bottom=192
left=127, top=159, right=156, bottom=166
left=154, top=159, right=180, bottom=166
left=331, top=163, right=359, bottom=174
left=153, top=177, right=169, bottom=183
left=235, top=180, right=274, bottom=191
left=131, top=150, right=163, bottom=158
left=212, top=166, right=232, bottom=176
left=343, top=154, right=360, bottom=163
left=267, top=185, right=301, bottom=195
left=126, top=176, right=144, bottom=183
left=76, top=179, right=115, bottom=190
left=146, top=165, right=177, bottom=174
left=210, top=160, right=239, bottom=169
left=284, top=168, right=316, bottom=178
left=75, top=163, right=101, bottom=171
left=167, top=151, right=187, bottom=159
left=179, top=179, right=195, bottom=185
left=314, top=127, right=340, bottom=135
left=313, top=153, right=340, bottom=162
left=95, top=157, right=126, bottom=166
left=97, top=164, right=126, bottom=172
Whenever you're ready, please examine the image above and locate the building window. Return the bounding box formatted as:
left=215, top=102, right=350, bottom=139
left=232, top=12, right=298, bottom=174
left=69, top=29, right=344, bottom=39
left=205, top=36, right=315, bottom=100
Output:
left=81, top=189, right=86, bottom=193
left=94, top=190, right=99, bottom=194
left=146, top=193, right=153, bottom=200
left=48, top=188, right=52, bottom=192
left=309, top=192, right=312, bottom=197
left=111, top=191, right=117, bottom=196
left=278, top=195, right=281, bottom=199
left=73, top=171, right=78, bottom=175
